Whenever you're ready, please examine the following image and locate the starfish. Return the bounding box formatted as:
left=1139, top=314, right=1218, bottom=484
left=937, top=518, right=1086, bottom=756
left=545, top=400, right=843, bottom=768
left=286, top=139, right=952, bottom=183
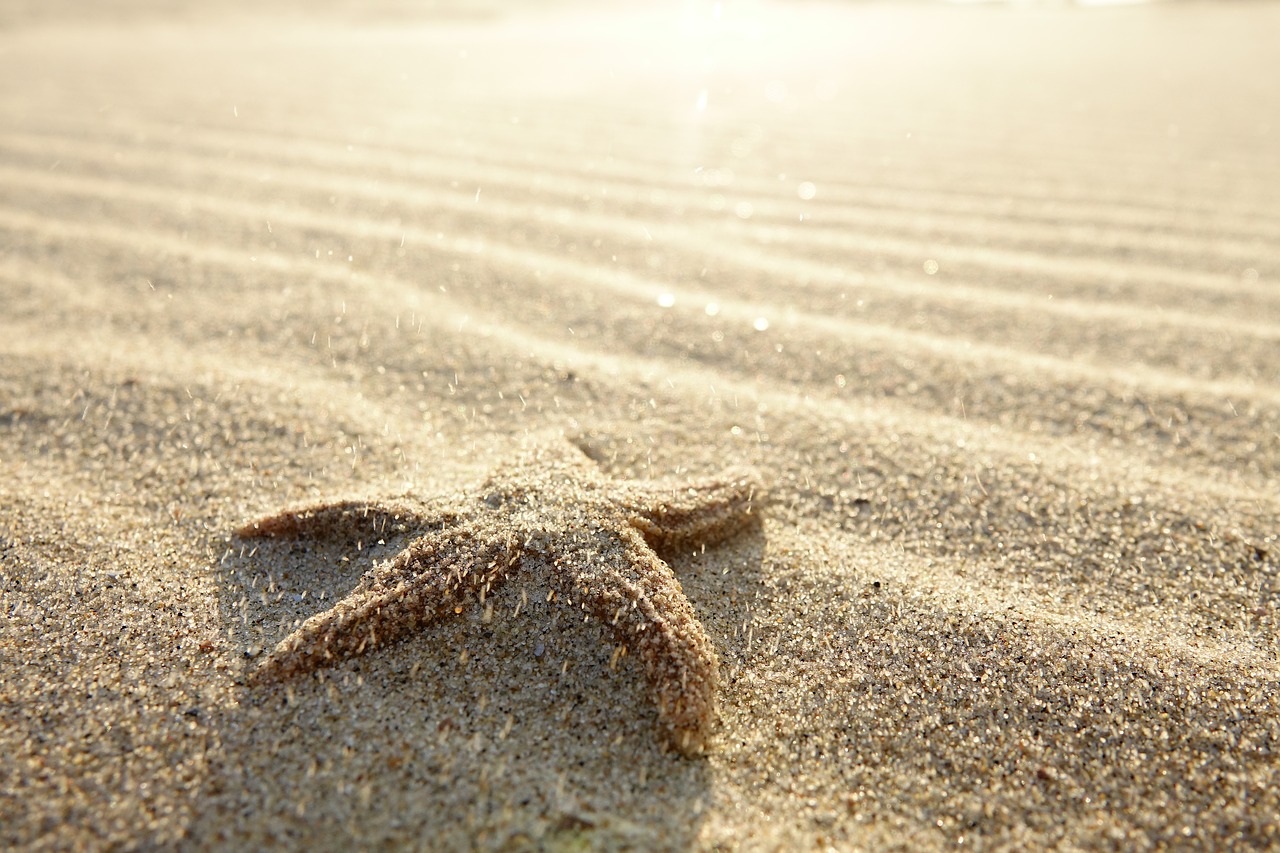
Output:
left=236, top=439, right=764, bottom=756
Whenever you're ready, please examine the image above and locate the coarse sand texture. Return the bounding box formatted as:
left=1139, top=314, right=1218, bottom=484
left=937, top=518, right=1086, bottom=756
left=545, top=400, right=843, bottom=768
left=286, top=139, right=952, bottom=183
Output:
left=2, top=0, right=1280, bottom=849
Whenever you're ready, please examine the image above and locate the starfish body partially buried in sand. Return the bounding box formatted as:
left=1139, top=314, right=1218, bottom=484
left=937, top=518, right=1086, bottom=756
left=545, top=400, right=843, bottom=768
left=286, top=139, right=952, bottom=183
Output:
left=237, top=440, right=764, bottom=756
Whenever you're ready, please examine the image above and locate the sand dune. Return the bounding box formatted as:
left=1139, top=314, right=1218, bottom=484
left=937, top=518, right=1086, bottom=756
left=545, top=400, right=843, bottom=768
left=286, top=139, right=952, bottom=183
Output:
left=3, top=1, right=1279, bottom=849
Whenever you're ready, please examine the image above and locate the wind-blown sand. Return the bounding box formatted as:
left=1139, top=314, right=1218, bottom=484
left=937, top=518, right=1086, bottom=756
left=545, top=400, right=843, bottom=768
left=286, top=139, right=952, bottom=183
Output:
left=3, top=1, right=1279, bottom=848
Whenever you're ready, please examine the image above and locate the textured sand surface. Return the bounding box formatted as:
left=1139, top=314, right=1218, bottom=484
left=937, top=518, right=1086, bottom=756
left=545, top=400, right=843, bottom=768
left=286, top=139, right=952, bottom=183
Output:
left=3, top=1, right=1279, bottom=849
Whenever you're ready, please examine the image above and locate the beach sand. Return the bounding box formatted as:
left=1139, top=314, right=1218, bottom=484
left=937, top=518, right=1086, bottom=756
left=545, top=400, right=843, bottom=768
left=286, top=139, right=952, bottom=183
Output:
left=2, top=0, right=1279, bottom=848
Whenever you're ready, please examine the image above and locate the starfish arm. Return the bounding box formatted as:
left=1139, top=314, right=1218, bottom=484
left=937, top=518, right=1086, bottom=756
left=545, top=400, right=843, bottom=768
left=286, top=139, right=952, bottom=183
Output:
left=556, top=526, right=720, bottom=756
left=248, top=521, right=520, bottom=684
left=236, top=499, right=456, bottom=542
left=622, top=466, right=765, bottom=555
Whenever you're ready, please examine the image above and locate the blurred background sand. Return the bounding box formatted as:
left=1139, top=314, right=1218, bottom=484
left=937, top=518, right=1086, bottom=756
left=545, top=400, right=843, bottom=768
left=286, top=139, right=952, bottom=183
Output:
left=2, top=1, right=1279, bottom=848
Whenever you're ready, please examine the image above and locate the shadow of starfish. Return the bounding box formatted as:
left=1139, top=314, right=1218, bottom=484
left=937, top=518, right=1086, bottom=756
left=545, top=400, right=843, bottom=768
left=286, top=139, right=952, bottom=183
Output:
left=236, top=439, right=765, bottom=756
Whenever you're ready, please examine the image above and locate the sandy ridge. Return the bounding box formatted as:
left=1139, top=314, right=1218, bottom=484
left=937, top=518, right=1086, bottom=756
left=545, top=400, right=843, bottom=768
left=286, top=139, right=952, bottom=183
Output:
left=7, top=125, right=1278, bottom=281
left=12, top=106, right=1280, bottom=241
left=4, top=130, right=1277, bottom=334
left=5, top=173, right=1280, bottom=482
left=5, top=161, right=1280, bottom=377
left=8, top=125, right=1280, bottom=269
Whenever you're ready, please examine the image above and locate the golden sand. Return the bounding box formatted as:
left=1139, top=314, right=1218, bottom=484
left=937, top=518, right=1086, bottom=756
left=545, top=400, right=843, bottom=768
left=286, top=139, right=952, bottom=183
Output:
left=2, top=1, right=1279, bottom=849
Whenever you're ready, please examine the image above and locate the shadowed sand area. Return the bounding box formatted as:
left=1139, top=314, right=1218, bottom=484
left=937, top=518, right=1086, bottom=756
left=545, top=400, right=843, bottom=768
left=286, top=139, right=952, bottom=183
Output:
left=3, top=0, right=1279, bottom=848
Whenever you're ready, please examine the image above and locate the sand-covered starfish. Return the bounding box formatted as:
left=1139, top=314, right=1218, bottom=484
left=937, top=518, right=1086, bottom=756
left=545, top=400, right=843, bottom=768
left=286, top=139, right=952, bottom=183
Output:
left=237, top=439, right=764, bottom=755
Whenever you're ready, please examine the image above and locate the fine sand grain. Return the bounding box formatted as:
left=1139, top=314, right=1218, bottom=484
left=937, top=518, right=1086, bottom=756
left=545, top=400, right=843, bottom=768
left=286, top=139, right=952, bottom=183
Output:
left=3, top=1, right=1279, bottom=849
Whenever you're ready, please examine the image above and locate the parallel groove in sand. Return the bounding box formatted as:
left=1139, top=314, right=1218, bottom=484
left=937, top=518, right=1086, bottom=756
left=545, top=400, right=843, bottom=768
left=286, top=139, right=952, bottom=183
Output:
left=8, top=124, right=1280, bottom=267
left=29, top=91, right=1280, bottom=226
left=7, top=124, right=1278, bottom=283
left=4, top=132, right=1275, bottom=329
left=3, top=198, right=1277, bottom=487
left=4, top=175, right=1278, bottom=484
left=4, top=156, right=1279, bottom=357
left=5, top=187, right=1278, bottom=411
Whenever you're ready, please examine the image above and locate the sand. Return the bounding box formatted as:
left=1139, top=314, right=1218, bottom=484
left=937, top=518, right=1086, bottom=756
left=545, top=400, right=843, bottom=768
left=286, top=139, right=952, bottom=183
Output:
left=2, top=0, right=1279, bottom=849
